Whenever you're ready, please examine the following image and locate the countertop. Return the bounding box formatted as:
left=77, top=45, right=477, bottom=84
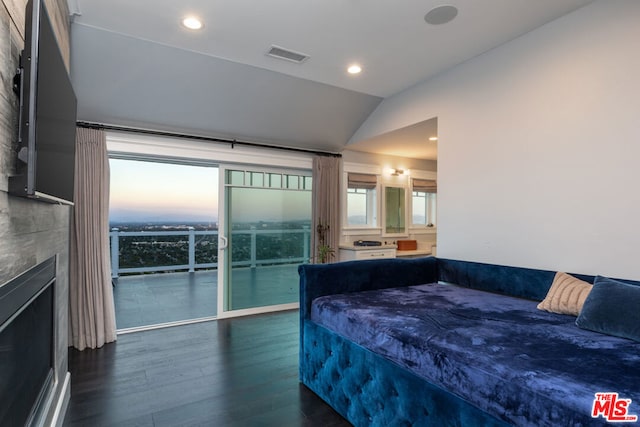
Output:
left=338, top=244, right=397, bottom=251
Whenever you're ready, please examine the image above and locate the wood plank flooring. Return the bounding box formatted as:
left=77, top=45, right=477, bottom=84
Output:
left=64, top=311, right=351, bottom=427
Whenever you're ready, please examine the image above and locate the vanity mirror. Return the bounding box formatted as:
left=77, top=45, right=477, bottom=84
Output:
left=383, top=185, right=408, bottom=236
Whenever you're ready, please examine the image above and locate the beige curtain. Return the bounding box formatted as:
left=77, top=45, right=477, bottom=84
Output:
left=69, top=128, right=117, bottom=350
left=311, top=156, right=341, bottom=263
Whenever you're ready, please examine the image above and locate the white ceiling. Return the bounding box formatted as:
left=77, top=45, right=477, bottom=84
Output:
left=68, top=0, right=594, bottom=157
left=348, top=117, right=438, bottom=160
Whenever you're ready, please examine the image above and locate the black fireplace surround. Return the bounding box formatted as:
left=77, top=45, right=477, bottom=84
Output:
left=0, top=256, right=56, bottom=427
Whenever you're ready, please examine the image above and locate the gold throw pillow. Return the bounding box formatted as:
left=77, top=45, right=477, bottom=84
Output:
left=537, top=272, right=592, bottom=316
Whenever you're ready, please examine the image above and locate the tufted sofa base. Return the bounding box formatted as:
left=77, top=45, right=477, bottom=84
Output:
left=301, top=320, right=508, bottom=427
left=299, top=258, right=640, bottom=425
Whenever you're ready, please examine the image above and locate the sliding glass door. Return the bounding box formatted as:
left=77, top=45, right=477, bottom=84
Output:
left=109, top=158, right=219, bottom=330
left=109, top=157, right=312, bottom=325
left=219, top=167, right=312, bottom=314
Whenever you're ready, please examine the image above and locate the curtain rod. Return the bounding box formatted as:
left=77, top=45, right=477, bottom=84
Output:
left=76, top=121, right=342, bottom=158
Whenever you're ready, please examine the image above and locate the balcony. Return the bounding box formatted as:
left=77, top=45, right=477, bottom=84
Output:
left=110, top=227, right=310, bottom=330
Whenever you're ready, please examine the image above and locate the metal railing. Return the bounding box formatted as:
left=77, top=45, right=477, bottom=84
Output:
left=109, top=227, right=310, bottom=278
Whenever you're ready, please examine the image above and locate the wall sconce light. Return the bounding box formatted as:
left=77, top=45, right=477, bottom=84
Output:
left=390, top=168, right=409, bottom=176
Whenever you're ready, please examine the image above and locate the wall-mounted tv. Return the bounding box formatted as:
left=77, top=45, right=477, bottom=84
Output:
left=9, top=0, right=77, bottom=205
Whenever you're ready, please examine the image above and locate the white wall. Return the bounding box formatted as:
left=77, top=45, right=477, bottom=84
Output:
left=350, top=1, right=640, bottom=279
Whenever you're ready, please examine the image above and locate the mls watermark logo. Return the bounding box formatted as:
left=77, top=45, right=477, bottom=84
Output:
left=592, top=392, right=638, bottom=423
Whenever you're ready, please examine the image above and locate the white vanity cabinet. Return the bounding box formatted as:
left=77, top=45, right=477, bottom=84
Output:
left=338, top=245, right=396, bottom=262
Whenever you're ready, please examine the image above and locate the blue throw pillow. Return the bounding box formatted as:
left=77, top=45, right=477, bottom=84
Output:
left=576, top=276, right=640, bottom=342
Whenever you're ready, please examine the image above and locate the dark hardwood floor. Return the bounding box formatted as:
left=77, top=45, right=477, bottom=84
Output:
left=64, top=311, right=351, bottom=427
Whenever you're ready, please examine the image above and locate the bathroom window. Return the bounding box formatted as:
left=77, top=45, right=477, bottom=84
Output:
left=346, top=173, right=377, bottom=227
left=412, top=179, right=437, bottom=228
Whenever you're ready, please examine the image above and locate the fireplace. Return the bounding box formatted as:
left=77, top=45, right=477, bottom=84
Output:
left=0, top=256, right=56, bottom=426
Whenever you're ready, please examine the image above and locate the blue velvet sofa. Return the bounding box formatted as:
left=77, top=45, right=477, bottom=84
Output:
left=298, top=257, right=640, bottom=426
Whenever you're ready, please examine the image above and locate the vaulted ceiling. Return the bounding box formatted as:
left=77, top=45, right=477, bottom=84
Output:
left=69, top=0, right=594, bottom=158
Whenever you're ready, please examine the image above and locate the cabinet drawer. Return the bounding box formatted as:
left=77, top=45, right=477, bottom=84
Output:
left=355, top=249, right=395, bottom=259
left=340, top=248, right=396, bottom=261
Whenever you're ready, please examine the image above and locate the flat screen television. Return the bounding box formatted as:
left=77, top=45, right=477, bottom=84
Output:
left=9, top=0, right=77, bottom=205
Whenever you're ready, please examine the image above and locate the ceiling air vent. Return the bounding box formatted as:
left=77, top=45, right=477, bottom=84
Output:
left=266, top=45, right=309, bottom=64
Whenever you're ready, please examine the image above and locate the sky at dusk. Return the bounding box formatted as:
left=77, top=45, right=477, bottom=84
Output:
left=109, top=159, right=312, bottom=224
left=109, top=159, right=218, bottom=223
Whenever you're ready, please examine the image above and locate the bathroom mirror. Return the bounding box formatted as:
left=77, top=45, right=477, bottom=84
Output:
left=383, top=186, right=407, bottom=235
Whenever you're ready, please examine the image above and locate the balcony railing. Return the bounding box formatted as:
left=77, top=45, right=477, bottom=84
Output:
left=109, top=227, right=311, bottom=279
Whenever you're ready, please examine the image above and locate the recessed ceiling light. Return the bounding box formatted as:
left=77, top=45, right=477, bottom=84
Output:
left=424, top=5, right=458, bottom=25
left=429, top=136, right=438, bottom=141
left=347, top=64, right=362, bottom=75
left=182, top=16, right=203, bottom=30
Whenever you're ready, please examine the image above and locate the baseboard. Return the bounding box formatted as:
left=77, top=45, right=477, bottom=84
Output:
left=51, top=372, right=71, bottom=427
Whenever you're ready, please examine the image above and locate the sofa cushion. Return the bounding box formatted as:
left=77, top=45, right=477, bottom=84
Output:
left=576, top=275, right=640, bottom=342
left=311, top=283, right=640, bottom=426
left=537, top=272, right=592, bottom=316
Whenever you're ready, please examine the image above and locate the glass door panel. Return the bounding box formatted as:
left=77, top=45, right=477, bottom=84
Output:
left=109, top=158, right=219, bottom=330
left=222, top=168, right=311, bottom=312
